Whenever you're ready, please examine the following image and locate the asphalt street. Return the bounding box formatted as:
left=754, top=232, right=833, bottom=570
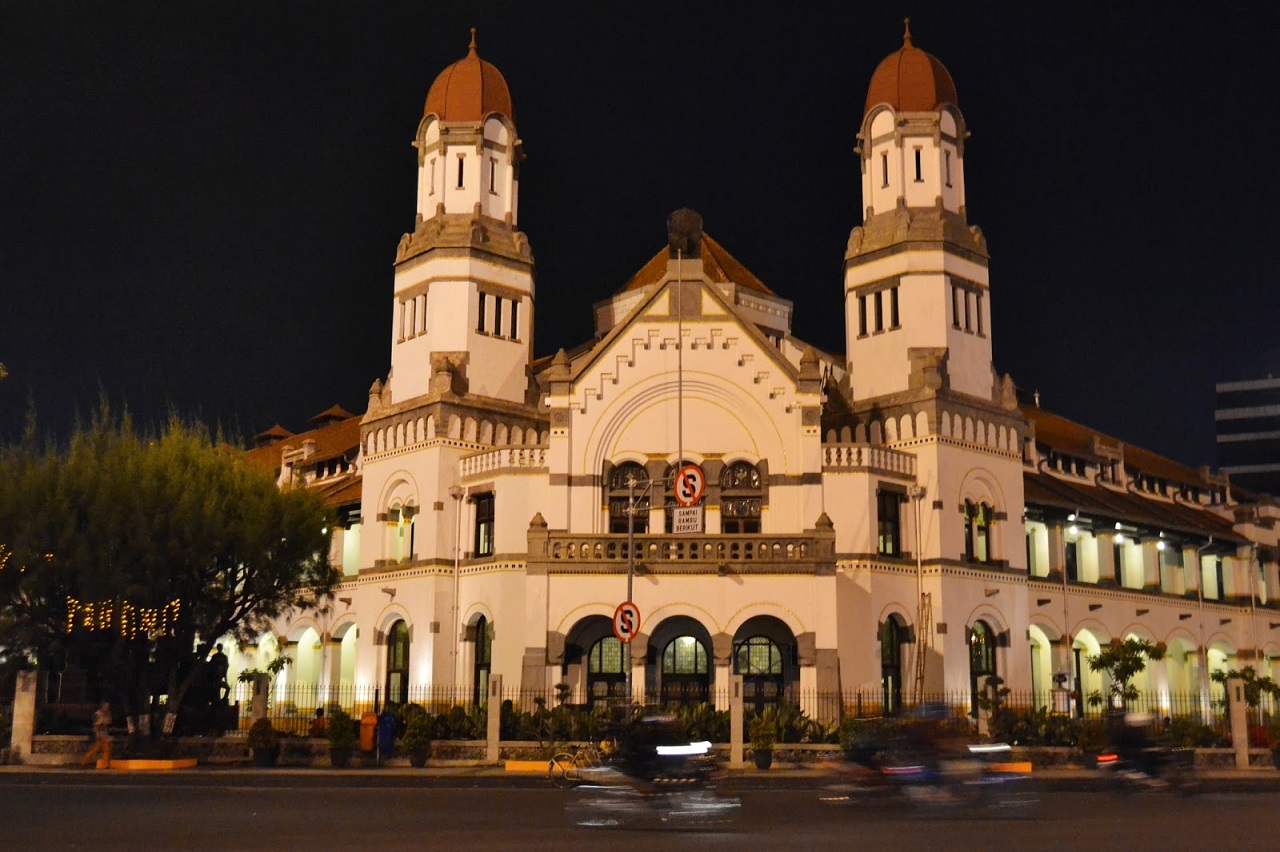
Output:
left=0, top=774, right=1277, bottom=851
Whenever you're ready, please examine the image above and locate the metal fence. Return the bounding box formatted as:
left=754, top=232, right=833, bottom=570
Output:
left=216, top=681, right=1233, bottom=739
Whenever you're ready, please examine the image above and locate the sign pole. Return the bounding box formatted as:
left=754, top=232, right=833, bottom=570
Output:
left=626, top=475, right=635, bottom=704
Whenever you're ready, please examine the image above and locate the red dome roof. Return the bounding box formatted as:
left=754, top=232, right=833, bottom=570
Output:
left=863, top=20, right=958, bottom=119
left=424, top=29, right=514, bottom=125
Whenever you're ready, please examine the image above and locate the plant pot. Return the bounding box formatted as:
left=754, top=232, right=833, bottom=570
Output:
left=252, top=746, right=278, bottom=768
left=753, top=749, right=773, bottom=770
left=330, top=747, right=353, bottom=768
left=409, top=749, right=429, bottom=768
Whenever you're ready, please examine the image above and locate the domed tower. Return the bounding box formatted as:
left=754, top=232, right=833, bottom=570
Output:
left=388, top=30, right=534, bottom=406
left=844, top=20, right=993, bottom=403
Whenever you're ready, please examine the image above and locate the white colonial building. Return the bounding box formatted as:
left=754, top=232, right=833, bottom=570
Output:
left=241, top=27, right=1280, bottom=721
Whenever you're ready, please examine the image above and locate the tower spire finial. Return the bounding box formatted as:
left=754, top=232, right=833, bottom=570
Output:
left=903, top=17, right=912, bottom=47
left=468, top=27, right=477, bottom=54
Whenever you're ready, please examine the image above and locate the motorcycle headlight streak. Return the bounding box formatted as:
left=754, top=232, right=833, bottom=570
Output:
left=656, top=741, right=712, bottom=756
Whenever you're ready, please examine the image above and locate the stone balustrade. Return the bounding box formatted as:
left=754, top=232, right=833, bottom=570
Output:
left=460, top=445, right=547, bottom=478
left=822, top=443, right=915, bottom=476
left=527, top=519, right=836, bottom=576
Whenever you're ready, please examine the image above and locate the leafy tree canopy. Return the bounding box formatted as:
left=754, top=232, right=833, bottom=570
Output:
left=0, top=404, right=336, bottom=728
left=1088, top=637, right=1164, bottom=708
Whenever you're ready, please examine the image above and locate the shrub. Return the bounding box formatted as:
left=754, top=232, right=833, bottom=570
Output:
left=247, top=719, right=278, bottom=750
left=326, top=709, right=358, bottom=751
left=402, top=713, right=435, bottom=754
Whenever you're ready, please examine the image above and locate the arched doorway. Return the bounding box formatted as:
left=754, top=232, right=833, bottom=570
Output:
left=968, top=620, right=996, bottom=716
left=587, top=637, right=627, bottom=708
left=385, top=620, right=410, bottom=707
left=880, top=616, right=905, bottom=715
left=471, top=615, right=491, bottom=707
left=646, top=616, right=713, bottom=708
left=1072, top=628, right=1107, bottom=716
left=1027, top=623, right=1057, bottom=707
left=563, top=616, right=629, bottom=708
left=732, top=616, right=797, bottom=713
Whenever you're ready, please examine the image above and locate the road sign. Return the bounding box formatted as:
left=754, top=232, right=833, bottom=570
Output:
left=672, top=463, right=706, bottom=507
left=613, top=600, right=641, bottom=643
left=672, top=505, right=703, bottom=534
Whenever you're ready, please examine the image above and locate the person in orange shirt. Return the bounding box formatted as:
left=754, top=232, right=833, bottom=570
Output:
left=79, top=702, right=112, bottom=769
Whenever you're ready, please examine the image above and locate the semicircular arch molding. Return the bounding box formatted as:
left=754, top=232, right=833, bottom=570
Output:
left=375, top=605, right=413, bottom=636
left=378, top=471, right=420, bottom=511
left=958, top=466, right=1007, bottom=510
left=581, top=374, right=788, bottom=482
left=723, top=604, right=804, bottom=640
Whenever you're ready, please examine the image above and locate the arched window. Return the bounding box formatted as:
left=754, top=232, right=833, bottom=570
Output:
left=607, top=462, right=649, bottom=534
left=720, top=461, right=762, bottom=534
left=660, top=636, right=710, bottom=707
left=734, top=635, right=784, bottom=713
left=968, top=620, right=997, bottom=716
left=587, top=637, right=627, bottom=708
left=472, top=616, right=491, bottom=708
left=880, top=617, right=904, bottom=715
left=385, top=620, right=410, bottom=707
left=963, top=500, right=993, bottom=563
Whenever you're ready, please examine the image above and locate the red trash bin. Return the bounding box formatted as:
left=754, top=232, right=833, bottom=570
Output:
left=359, top=712, right=378, bottom=752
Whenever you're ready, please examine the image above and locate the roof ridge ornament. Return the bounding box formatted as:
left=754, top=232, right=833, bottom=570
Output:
left=468, top=27, right=478, bottom=55
left=903, top=17, right=912, bottom=47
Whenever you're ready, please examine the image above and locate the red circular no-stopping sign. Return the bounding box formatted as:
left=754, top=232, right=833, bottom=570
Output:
left=672, top=464, right=705, bottom=507
left=613, top=601, right=641, bottom=643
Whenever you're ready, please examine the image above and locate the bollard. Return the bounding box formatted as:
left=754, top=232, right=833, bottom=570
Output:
left=729, top=675, right=744, bottom=769
left=486, top=674, right=502, bottom=764
left=1226, top=675, right=1249, bottom=769
left=10, top=671, right=37, bottom=763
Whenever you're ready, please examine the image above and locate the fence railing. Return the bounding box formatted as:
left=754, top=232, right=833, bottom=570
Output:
left=229, top=682, right=1234, bottom=731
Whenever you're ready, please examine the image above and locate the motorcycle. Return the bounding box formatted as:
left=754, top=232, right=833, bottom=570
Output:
left=1095, top=745, right=1198, bottom=794
left=564, top=732, right=741, bottom=829
left=822, top=739, right=1037, bottom=816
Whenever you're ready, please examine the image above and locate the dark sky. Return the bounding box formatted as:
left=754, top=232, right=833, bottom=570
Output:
left=3, top=2, right=1278, bottom=469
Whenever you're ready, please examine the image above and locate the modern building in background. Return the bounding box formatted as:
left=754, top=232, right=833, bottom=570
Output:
left=239, top=27, right=1280, bottom=721
left=1216, top=376, right=1280, bottom=497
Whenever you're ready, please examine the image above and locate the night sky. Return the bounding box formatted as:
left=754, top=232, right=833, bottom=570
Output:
left=3, top=3, right=1278, bottom=470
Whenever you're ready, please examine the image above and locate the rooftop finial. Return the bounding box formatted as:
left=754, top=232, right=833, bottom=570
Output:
left=468, top=27, right=478, bottom=54
left=903, top=17, right=912, bottom=47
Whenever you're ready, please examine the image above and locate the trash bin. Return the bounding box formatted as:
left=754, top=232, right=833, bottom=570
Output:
left=377, top=710, right=397, bottom=756
left=359, top=712, right=378, bottom=752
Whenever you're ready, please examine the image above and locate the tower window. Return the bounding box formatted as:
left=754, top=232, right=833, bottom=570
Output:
left=397, top=300, right=407, bottom=342
left=857, top=295, right=868, bottom=337
left=876, top=489, right=902, bottom=556
left=472, top=493, right=495, bottom=557
left=429, top=158, right=436, bottom=196
left=889, top=286, right=899, bottom=329
left=419, top=293, right=428, bottom=334
left=963, top=291, right=972, bottom=332
left=913, top=148, right=922, bottom=183
left=457, top=155, right=465, bottom=189
left=493, top=298, right=504, bottom=337
left=489, top=158, right=497, bottom=194
left=944, top=150, right=953, bottom=187
left=477, top=292, right=487, bottom=333
left=880, top=152, right=889, bottom=188
left=509, top=299, right=519, bottom=339
left=873, top=290, right=884, bottom=332
left=951, top=284, right=961, bottom=329
left=975, top=292, right=984, bottom=336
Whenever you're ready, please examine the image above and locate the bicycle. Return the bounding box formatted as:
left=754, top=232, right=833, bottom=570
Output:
left=548, top=737, right=616, bottom=788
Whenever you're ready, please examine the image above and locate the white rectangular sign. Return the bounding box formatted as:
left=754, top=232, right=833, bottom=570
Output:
left=672, top=505, right=703, bottom=534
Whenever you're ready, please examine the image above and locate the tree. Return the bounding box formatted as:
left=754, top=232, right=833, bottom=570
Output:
left=1210, top=666, right=1280, bottom=709
left=1088, top=637, right=1164, bottom=709
left=0, top=405, right=337, bottom=735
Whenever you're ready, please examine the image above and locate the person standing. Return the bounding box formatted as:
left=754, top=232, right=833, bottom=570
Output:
left=209, top=644, right=230, bottom=703
left=79, top=702, right=113, bottom=769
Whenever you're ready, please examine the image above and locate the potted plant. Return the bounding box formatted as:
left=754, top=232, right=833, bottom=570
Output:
left=326, top=709, right=358, bottom=768
left=402, top=712, right=434, bottom=768
left=247, top=718, right=279, bottom=767
left=749, top=715, right=777, bottom=770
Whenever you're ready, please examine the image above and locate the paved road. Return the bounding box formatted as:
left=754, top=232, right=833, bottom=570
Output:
left=1, top=777, right=1278, bottom=851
